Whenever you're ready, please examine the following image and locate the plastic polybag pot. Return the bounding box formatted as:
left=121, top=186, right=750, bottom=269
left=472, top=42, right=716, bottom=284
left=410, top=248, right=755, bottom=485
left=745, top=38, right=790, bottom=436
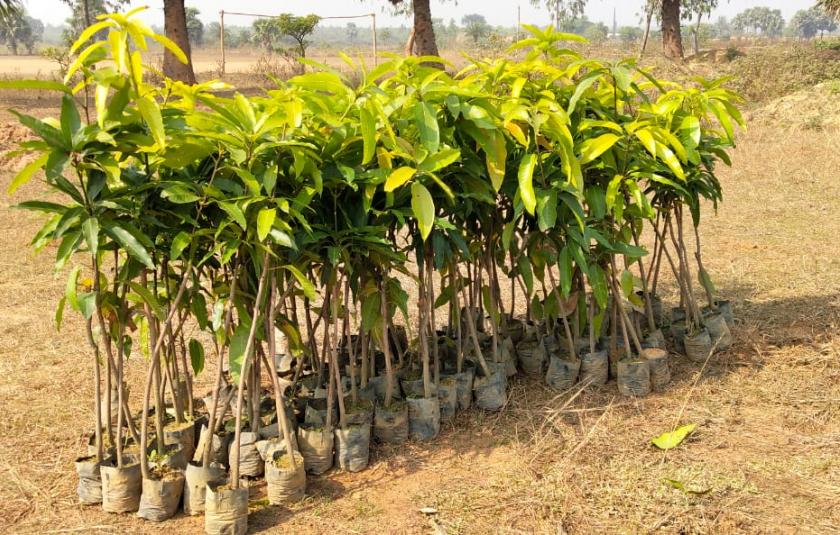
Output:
left=579, top=349, right=609, bottom=387
left=137, top=470, right=185, bottom=522
left=516, top=339, right=546, bottom=376
left=704, top=312, right=732, bottom=351
left=194, top=425, right=231, bottom=467
left=184, top=461, right=225, bottom=515
left=684, top=329, right=712, bottom=363
left=228, top=431, right=263, bottom=478
left=100, top=455, right=141, bottom=513
left=617, top=359, right=651, bottom=397
left=400, top=373, right=435, bottom=399
left=437, top=376, right=458, bottom=420
left=373, top=400, right=409, bottom=444
left=75, top=455, right=104, bottom=505
left=545, top=355, right=580, bottom=391
left=345, top=399, right=374, bottom=426
left=334, top=423, right=372, bottom=472
left=498, top=337, right=518, bottom=377
left=164, top=420, right=196, bottom=463
left=265, top=450, right=306, bottom=503
left=407, top=396, right=441, bottom=441
left=205, top=480, right=248, bottom=535
left=473, top=363, right=506, bottom=411
left=644, top=328, right=667, bottom=349
left=454, top=363, right=475, bottom=411
left=642, top=348, right=670, bottom=392
left=297, top=425, right=334, bottom=475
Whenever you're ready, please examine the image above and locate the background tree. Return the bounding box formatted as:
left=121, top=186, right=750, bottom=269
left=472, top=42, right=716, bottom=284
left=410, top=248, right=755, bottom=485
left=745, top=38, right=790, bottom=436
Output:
left=461, top=13, right=489, bottom=43
left=185, top=6, right=203, bottom=47
left=275, top=14, right=320, bottom=58
left=162, top=0, right=196, bottom=83
left=639, top=0, right=660, bottom=58
left=387, top=0, right=440, bottom=56
left=790, top=6, right=837, bottom=39
left=60, top=0, right=127, bottom=42
left=583, top=21, right=608, bottom=42
left=619, top=25, right=642, bottom=43
left=683, top=0, right=718, bottom=55
left=661, top=0, right=683, bottom=59
left=346, top=21, right=358, bottom=42
left=732, top=7, right=785, bottom=37
left=0, top=11, right=37, bottom=54
left=530, top=0, right=587, bottom=28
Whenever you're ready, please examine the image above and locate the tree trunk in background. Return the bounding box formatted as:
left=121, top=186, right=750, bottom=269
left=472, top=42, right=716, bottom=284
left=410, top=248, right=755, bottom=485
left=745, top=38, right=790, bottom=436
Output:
left=163, top=0, right=196, bottom=84
left=692, top=12, right=702, bottom=56
left=638, top=6, right=654, bottom=59
left=404, top=27, right=416, bottom=56
left=661, top=0, right=683, bottom=60
left=412, top=0, right=439, bottom=56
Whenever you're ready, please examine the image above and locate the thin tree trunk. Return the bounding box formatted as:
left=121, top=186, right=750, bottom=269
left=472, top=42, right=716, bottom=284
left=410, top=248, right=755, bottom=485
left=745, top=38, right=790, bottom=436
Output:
left=639, top=5, right=654, bottom=59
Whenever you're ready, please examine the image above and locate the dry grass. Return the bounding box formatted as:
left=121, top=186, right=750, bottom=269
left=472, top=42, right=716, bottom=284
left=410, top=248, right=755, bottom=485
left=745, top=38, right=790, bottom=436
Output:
left=0, top=99, right=839, bottom=535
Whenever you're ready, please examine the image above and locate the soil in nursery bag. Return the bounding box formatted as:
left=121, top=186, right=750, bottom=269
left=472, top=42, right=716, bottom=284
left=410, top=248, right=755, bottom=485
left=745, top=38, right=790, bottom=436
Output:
left=152, top=443, right=187, bottom=471
left=473, top=362, right=506, bottom=411
left=184, top=461, right=225, bottom=515
left=684, top=329, right=713, bottom=363
left=669, top=321, right=688, bottom=352
left=75, top=455, right=104, bottom=505
left=517, top=338, right=546, bottom=376
left=373, top=400, right=409, bottom=444
left=334, top=423, right=372, bottom=472
left=368, top=375, right=404, bottom=403
left=400, top=371, right=436, bottom=399
left=704, top=312, right=732, bottom=351
left=297, top=425, right=334, bottom=474
left=137, top=469, right=185, bottom=522
left=599, top=334, right=627, bottom=379
left=617, top=358, right=651, bottom=397
left=100, top=455, right=141, bottom=513
left=579, top=349, right=609, bottom=386
left=454, top=363, right=475, bottom=411
left=228, top=431, right=263, bottom=478
left=437, top=376, right=458, bottom=420
left=345, top=398, right=374, bottom=426
left=407, top=396, right=441, bottom=441
left=164, top=420, right=196, bottom=463
left=545, top=355, right=581, bottom=390
left=703, top=300, right=734, bottom=327
left=265, top=450, right=306, bottom=504
left=502, top=317, right=526, bottom=344
left=205, top=480, right=248, bottom=535
left=193, top=425, right=231, bottom=466
left=642, top=348, right=671, bottom=392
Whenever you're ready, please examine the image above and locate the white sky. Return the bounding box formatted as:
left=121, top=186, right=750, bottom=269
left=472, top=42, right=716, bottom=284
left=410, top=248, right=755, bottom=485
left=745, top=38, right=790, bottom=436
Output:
left=27, top=0, right=816, bottom=28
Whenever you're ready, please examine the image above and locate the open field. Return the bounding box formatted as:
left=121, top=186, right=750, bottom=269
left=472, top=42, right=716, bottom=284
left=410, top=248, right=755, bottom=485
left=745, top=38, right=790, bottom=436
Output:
left=0, top=41, right=839, bottom=534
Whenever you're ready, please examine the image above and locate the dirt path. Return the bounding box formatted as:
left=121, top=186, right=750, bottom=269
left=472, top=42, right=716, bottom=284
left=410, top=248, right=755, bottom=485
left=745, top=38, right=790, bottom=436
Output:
left=0, top=120, right=837, bottom=534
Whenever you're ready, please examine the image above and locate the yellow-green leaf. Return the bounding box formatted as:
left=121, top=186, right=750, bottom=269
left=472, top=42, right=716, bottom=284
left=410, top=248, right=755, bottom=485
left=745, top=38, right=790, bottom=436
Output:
left=411, top=182, right=434, bottom=241
left=651, top=423, right=697, bottom=450
left=137, top=95, right=165, bottom=149
left=360, top=106, right=376, bottom=165
left=385, top=166, right=416, bottom=192
left=517, top=153, right=537, bottom=215
left=7, top=153, right=48, bottom=194
left=579, top=133, right=620, bottom=164
left=257, top=207, right=276, bottom=242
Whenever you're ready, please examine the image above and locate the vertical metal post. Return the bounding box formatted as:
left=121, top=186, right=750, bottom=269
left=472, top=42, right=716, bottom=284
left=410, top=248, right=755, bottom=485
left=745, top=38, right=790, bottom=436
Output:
left=517, top=5, right=521, bottom=41
left=371, top=13, right=378, bottom=66
left=219, top=10, right=226, bottom=75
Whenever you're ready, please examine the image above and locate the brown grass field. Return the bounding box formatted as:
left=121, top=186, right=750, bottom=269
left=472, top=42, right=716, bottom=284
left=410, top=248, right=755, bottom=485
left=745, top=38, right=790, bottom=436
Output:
left=0, top=53, right=839, bottom=534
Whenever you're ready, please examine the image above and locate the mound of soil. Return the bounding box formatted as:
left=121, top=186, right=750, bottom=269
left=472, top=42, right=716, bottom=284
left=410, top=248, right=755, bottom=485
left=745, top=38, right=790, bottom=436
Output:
left=748, top=81, right=840, bottom=131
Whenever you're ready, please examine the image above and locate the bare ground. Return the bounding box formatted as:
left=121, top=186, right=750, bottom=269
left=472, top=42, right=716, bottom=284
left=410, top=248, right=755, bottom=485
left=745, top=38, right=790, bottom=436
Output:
left=0, top=103, right=838, bottom=534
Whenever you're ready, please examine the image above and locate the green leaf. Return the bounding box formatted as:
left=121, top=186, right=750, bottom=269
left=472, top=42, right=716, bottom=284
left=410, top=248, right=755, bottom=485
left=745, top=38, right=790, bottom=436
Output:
left=77, top=292, right=97, bottom=320
left=219, top=201, right=247, bottom=230
left=161, top=184, right=199, bottom=204
left=191, top=292, right=208, bottom=330
left=579, top=133, right=620, bottom=164
left=105, top=223, right=154, bottom=269
left=384, top=166, right=416, bottom=192
left=360, top=106, right=376, bottom=165
left=283, top=264, right=316, bottom=300
left=588, top=265, right=608, bottom=309
left=651, top=423, right=698, bottom=450
left=170, top=231, right=191, bottom=260
left=0, top=79, right=71, bottom=94
left=65, top=266, right=81, bottom=311
left=228, top=322, right=250, bottom=383
left=55, top=296, right=66, bottom=330
left=137, top=95, right=165, bottom=149
left=537, top=190, right=557, bottom=232
left=361, top=292, right=381, bottom=333
left=414, top=101, right=440, bottom=153
left=418, top=148, right=460, bottom=173
left=150, top=33, right=188, bottom=64
left=129, top=282, right=164, bottom=321
left=620, top=269, right=635, bottom=299
left=7, top=153, right=48, bottom=194
left=486, top=130, right=507, bottom=193
left=82, top=217, right=99, bottom=255
left=60, top=95, right=81, bottom=146
left=558, top=246, right=573, bottom=297
left=411, top=182, right=435, bottom=241
left=662, top=479, right=712, bottom=495
left=189, top=339, right=205, bottom=375
left=517, top=153, right=537, bottom=215
left=257, top=208, right=276, bottom=242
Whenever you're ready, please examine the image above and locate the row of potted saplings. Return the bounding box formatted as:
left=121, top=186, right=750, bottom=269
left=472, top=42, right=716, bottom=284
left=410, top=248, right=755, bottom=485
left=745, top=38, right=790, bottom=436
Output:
left=74, top=280, right=734, bottom=532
